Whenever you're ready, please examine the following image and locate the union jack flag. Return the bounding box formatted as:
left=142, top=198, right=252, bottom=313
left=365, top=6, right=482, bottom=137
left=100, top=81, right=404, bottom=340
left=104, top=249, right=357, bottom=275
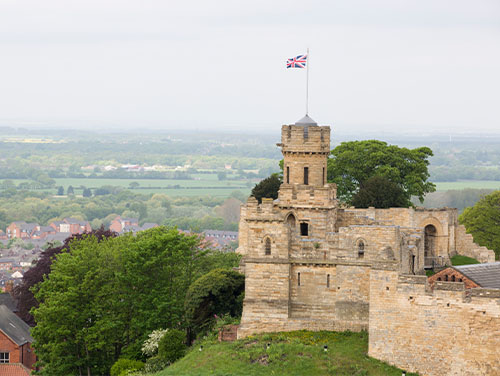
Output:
left=287, top=54, right=307, bottom=68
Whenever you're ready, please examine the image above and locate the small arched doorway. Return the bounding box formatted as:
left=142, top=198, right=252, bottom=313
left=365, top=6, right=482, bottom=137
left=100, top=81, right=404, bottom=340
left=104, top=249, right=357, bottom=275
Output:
left=286, top=213, right=296, bottom=228
left=424, top=224, right=437, bottom=264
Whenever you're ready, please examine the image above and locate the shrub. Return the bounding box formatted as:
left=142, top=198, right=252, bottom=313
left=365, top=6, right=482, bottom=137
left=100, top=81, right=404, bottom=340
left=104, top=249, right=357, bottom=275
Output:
left=158, top=329, right=186, bottom=364
left=110, top=358, right=144, bottom=376
left=142, top=328, right=169, bottom=357
left=145, top=355, right=170, bottom=373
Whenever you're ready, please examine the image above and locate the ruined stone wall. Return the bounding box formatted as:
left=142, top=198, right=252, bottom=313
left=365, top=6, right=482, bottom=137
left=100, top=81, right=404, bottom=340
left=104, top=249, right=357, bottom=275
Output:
left=455, top=224, right=496, bottom=263
left=369, top=269, right=500, bottom=376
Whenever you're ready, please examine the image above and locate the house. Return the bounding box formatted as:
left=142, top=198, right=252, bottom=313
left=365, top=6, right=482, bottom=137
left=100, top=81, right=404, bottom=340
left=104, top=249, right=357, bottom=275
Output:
left=0, top=259, right=14, bottom=271
left=119, top=223, right=159, bottom=235
left=6, top=223, right=39, bottom=240
left=109, top=216, right=139, bottom=233
left=428, top=262, right=500, bottom=289
left=0, top=305, right=36, bottom=373
left=0, top=293, right=18, bottom=315
left=203, top=230, right=238, bottom=249
left=49, top=218, right=91, bottom=234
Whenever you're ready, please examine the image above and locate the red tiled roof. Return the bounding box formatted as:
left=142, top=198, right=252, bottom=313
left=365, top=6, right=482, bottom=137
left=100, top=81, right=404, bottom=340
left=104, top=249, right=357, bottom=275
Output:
left=0, top=363, right=31, bottom=376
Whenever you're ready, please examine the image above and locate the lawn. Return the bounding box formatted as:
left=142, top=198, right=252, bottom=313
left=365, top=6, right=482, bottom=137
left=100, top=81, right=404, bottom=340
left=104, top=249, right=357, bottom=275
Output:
left=156, top=331, right=418, bottom=376
left=451, top=255, right=480, bottom=266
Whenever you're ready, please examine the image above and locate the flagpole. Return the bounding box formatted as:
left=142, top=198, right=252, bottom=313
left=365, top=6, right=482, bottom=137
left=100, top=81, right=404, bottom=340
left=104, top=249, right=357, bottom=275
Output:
left=306, top=48, right=309, bottom=115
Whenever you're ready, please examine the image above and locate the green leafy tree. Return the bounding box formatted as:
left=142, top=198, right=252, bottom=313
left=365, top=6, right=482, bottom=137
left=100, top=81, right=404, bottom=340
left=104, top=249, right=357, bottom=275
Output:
left=158, top=329, right=186, bottom=364
left=184, top=268, right=244, bottom=339
left=459, top=191, right=500, bottom=260
left=351, top=176, right=407, bottom=208
left=67, top=185, right=74, bottom=195
left=250, top=173, right=281, bottom=203
left=57, top=186, right=64, bottom=195
left=82, top=187, right=92, bottom=197
left=327, top=140, right=435, bottom=205
left=30, top=227, right=217, bottom=375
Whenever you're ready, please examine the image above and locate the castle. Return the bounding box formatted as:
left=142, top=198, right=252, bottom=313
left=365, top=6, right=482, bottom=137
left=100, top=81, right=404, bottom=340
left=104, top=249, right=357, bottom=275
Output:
left=236, top=117, right=499, bottom=376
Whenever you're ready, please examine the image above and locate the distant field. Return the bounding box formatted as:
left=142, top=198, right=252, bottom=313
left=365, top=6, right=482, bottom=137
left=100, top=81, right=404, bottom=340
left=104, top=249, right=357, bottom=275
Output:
left=0, top=175, right=255, bottom=198
left=434, top=180, right=500, bottom=191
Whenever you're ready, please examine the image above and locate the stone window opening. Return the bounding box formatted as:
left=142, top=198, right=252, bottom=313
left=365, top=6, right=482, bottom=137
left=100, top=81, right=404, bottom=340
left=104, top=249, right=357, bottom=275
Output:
left=458, top=278, right=463, bottom=282
left=323, top=167, right=325, bottom=185
left=300, top=222, right=309, bottom=236
left=286, top=166, right=290, bottom=184
left=304, top=167, right=309, bottom=185
left=298, top=272, right=301, bottom=286
left=265, top=238, right=271, bottom=255
left=287, top=213, right=296, bottom=229
left=357, top=240, right=365, bottom=258
left=451, top=275, right=456, bottom=282
left=445, top=275, right=448, bottom=281
left=0, top=352, right=9, bottom=363
left=437, top=277, right=442, bottom=281
left=326, top=274, right=330, bottom=288
left=304, top=126, right=309, bottom=139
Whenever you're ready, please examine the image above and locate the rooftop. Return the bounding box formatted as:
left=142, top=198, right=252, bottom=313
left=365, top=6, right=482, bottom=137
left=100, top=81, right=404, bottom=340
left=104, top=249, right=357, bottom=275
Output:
left=454, top=262, right=500, bottom=289
left=0, top=304, right=33, bottom=346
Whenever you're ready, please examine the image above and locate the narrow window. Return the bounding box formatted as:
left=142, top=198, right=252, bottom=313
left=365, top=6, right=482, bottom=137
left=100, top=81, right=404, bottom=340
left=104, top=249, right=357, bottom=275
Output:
left=451, top=275, right=455, bottom=282
left=265, top=238, right=271, bottom=255
left=304, top=167, right=309, bottom=185
left=327, top=274, right=330, bottom=288
left=445, top=275, right=448, bottom=281
left=437, top=277, right=442, bottom=281
left=287, top=126, right=291, bottom=139
left=300, top=223, right=309, bottom=236
left=0, top=352, right=9, bottom=363
left=286, top=166, right=290, bottom=184
left=304, top=126, right=309, bottom=139
left=358, top=241, right=365, bottom=258
left=458, top=278, right=463, bottom=282
left=323, top=167, right=325, bottom=185
left=298, top=272, right=301, bottom=286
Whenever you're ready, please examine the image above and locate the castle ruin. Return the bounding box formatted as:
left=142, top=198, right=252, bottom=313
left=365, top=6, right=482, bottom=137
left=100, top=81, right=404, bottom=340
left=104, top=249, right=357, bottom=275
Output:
left=236, top=117, right=499, bottom=376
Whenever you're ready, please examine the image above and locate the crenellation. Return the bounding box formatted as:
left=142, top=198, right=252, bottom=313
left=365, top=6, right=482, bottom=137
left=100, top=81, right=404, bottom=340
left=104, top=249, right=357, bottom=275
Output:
left=237, top=120, right=499, bottom=375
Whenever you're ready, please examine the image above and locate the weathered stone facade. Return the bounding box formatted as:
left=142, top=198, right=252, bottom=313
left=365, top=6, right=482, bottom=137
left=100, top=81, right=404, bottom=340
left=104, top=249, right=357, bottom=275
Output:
left=237, top=121, right=499, bottom=375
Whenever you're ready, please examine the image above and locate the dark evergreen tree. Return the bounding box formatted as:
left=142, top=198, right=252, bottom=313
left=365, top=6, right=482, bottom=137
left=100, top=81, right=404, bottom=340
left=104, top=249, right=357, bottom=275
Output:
left=250, top=173, right=281, bottom=203
left=67, top=185, right=74, bottom=195
left=57, top=186, right=64, bottom=195
left=351, top=176, right=407, bottom=209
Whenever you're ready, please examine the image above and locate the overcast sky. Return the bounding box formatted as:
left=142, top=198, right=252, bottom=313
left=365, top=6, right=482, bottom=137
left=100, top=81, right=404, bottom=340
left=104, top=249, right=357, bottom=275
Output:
left=0, top=0, right=499, bottom=133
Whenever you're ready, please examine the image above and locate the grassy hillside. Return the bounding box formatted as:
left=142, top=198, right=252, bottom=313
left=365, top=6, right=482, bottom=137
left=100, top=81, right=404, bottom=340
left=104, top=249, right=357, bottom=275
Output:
left=156, top=331, right=418, bottom=376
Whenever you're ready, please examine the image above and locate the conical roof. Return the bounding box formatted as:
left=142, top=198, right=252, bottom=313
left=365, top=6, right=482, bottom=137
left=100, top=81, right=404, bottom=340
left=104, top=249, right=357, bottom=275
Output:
left=295, top=114, right=317, bottom=126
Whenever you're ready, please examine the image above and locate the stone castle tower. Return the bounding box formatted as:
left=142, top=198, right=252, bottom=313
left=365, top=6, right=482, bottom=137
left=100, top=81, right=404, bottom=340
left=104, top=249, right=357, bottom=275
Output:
left=236, top=116, right=496, bottom=339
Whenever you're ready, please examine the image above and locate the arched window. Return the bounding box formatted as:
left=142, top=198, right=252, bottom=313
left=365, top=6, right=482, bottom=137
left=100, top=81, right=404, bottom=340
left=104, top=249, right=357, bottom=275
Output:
left=445, top=275, right=448, bottom=281
left=265, top=238, right=271, bottom=255
left=451, top=275, right=456, bottom=282
left=357, top=240, right=365, bottom=258
left=437, top=277, right=442, bottom=281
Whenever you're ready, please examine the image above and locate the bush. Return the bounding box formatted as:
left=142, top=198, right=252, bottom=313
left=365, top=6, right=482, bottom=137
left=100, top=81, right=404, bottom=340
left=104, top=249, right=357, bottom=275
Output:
left=184, top=268, right=244, bottom=339
left=145, top=355, right=170, bottom=373
left=158, top=329, right=186, bottom=364
left=110, top=358, right=144, bottom=376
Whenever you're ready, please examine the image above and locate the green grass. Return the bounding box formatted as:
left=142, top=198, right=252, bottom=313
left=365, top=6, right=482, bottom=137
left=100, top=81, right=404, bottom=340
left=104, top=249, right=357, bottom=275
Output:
left=434, top=180, right=500, bottom=191
left=156, top=331, right=418, bottom=376
left=451, top=255, right=480, bottom=266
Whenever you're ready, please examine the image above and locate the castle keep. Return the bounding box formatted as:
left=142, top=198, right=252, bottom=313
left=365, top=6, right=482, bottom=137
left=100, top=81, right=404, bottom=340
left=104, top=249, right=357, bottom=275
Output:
left=237, top=118, right=499, bottom=376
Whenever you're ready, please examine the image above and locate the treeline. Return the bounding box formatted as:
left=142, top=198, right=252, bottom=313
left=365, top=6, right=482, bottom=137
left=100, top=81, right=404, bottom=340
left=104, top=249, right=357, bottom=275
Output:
left=429, top=166, right=500, bottom=182
left=0, top=189, right=242, bottom=232
left=414, top=188, right=494, bottom=212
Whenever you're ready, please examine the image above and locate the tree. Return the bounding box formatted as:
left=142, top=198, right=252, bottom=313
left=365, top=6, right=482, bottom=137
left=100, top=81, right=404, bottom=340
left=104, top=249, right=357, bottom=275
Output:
left=459, top=191, right=500, bottom=260
left=82, top=187, right=92, bottom=197
left=250, top=173, right=281, bottom=203
left=157, top=329, right=186, bottom=364
left=217, top=171, right=227, bottom=181
left=184, top=268, right=244, bottom=339
left=327, top=140, right=435, bottom=205
left=29, top=226, right=232, bottom=375
left=351, top=176, right=407, bottom=208
left=12, top=227, right=117, bottom=325
left=67, top=185, right=74, bottom=195
left=57, top=186, right=64, bottom=195
left=129, top=182, right=140, bottom=189
left=215, top=197, right=242, bottom=224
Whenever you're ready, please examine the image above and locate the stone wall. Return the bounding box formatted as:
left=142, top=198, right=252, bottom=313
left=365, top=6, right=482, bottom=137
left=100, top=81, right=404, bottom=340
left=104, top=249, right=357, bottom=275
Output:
left=455, top=224, right=495, bottom=263
left=369, top=268, right=500, bottom=376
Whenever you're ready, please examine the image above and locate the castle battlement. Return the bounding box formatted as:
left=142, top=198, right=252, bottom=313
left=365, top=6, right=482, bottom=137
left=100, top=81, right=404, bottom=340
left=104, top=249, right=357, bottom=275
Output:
left=237, top=117, right=498, bottom=375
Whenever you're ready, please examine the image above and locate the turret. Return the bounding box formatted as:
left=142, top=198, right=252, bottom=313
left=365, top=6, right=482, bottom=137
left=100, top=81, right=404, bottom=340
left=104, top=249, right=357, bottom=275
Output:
left=278, top=115, right=331, bottom=188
